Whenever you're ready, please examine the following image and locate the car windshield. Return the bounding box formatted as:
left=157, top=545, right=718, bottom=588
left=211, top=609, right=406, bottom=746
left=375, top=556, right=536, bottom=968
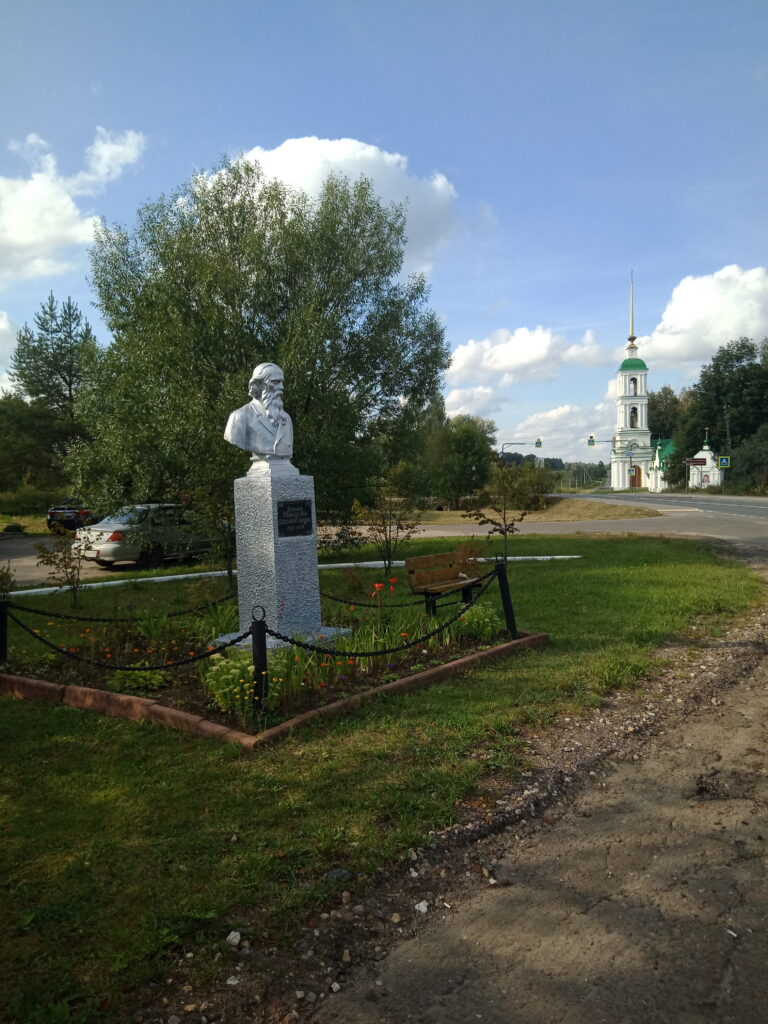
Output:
left=97, top=506, right=150, bottom=526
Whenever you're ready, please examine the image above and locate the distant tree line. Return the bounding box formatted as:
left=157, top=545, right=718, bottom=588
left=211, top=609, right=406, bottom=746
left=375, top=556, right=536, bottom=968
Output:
left=648, top=337, right=768, bottom=491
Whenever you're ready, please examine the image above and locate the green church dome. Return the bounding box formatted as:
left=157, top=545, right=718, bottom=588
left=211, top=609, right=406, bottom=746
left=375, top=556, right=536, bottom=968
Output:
left=619, top=357, right=648, bottom=371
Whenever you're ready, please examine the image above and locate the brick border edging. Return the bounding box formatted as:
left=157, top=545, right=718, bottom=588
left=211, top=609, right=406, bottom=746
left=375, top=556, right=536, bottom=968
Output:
left=0, top=631, right=548, bottom=749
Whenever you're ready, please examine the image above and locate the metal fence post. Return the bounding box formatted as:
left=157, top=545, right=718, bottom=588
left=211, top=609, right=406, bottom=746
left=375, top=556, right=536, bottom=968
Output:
left=251, top=605, right=269, bottom=708
left=0, top=597, right=7, bottom=665
left=495, top=558, right=518, bottom=638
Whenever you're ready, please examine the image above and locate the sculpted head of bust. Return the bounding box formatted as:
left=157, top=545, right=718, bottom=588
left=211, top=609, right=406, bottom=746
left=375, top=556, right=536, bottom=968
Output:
left=224, top=361, right=294, bottom=460
left=248, top=362, right=285, bottom=408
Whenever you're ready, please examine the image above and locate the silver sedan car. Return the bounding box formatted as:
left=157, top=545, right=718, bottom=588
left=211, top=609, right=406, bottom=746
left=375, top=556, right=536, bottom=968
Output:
left=76, top=504, right=213, bottom=568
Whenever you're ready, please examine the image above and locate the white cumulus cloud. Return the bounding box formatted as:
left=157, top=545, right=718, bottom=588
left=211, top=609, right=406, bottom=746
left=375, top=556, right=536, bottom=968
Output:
left=445, top=384, right=499, bottom=418
left=511, top=402, right=615, bottom=462
left=562, top=328, right=613, bottom=367
left=448, top=327, right=564, bottom=387
left=0, top=128, right=146, bottom=287
left=635, top=265, right=768, bottom=369
left=0, top=309, right=17, bottom=393
left=241, top=137, right=457, bottom=274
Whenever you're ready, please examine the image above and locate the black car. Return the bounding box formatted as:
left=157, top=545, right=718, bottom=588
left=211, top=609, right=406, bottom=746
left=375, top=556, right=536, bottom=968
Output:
left=47, top=498, right=96, bottom=532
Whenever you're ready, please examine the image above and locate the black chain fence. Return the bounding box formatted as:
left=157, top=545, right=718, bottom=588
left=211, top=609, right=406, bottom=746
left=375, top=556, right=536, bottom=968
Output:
left=266, top=571, right=499, bottom=659
left=1, top=561, right=518, bottom=714
left=7, top=590, right=235, bottom=624
left=6, top=607, right=250, bottom=671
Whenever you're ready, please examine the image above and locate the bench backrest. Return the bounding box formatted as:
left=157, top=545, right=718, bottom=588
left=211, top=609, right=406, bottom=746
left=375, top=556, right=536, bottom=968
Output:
left=405, top=551, right=477, bottom=591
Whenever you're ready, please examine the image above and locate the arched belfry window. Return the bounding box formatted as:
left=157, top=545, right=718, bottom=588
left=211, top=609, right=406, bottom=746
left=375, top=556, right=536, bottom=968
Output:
left=629, top=377, right=637, bottom=396
left=630, top=406, right=638, bottom=428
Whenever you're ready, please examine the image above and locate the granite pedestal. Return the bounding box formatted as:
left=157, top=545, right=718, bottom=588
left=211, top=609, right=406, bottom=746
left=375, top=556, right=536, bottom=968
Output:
left=233, top=459, right=322, bottom=640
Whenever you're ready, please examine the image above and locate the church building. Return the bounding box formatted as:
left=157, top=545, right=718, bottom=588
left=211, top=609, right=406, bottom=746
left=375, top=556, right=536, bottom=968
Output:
left=609, top=283, right=674, bottom=491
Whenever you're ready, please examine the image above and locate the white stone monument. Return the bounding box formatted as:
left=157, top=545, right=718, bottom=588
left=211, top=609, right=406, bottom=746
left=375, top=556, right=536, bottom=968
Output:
left=224, top=362, right=329, bottom=643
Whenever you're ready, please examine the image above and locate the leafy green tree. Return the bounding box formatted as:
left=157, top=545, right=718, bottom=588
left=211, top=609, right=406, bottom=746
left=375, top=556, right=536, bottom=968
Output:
left=10, top=294, right=98, bottom=420
left=695, top=338, right=768, bottom=450
left=70, top=160, right=449, bottom=516
left=648, top=385, right=682, bottom=439
left=497, top=460, right=553, bottom=510
left=427, top=414, right=496, bottom=509
left=0, top=394, right=78, bottom=490
left=730, top=423, right=768, bottom=493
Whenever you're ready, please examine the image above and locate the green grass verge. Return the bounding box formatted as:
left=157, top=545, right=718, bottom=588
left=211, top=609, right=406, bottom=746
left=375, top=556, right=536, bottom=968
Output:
left=0, top=536, right=762, bottom=1023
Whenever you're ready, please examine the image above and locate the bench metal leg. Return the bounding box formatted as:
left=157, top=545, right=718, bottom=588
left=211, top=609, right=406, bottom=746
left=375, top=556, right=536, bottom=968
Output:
left=424, top=594, right=438, bottom=616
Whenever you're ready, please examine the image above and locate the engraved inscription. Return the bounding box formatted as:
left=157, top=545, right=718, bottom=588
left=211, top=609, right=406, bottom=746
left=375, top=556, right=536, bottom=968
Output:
left=277, top=500, right=313, bottom=537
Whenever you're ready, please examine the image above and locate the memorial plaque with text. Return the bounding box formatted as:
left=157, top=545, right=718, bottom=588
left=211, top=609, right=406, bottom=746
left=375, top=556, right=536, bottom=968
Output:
left=277, top=500, right=313, bottom=537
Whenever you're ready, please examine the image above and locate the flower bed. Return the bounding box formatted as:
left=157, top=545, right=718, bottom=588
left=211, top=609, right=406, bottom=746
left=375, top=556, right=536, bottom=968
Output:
left=3, top=574, right=525, bottom=733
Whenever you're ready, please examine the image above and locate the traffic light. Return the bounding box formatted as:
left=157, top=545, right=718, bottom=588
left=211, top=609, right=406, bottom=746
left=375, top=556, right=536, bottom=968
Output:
left=534, top=438, right=542, bottom=448
left=587, top=435, right=595, bottom=446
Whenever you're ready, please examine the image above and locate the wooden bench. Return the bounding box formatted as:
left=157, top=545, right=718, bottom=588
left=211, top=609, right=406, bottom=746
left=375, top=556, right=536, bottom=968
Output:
left=404, top=550, right=482, bottom=615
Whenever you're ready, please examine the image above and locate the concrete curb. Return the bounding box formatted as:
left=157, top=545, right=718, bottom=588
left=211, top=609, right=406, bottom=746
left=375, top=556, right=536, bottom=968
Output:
left=0, top=631, right=548, bottom=748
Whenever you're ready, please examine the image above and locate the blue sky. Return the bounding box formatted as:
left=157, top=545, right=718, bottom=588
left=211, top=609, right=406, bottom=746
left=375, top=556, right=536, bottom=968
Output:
left=1, top=0, right=766, bottom=461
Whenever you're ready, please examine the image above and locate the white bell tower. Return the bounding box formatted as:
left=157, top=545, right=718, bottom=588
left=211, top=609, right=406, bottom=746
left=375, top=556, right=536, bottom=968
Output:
left=610, top=277, right=653, bottom=489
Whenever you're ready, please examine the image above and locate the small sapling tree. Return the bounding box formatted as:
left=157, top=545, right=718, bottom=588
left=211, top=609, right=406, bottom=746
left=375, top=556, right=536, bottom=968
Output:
left=352, top=486, right=421, bottom=573
left=35, top=534, right=89, bottom=605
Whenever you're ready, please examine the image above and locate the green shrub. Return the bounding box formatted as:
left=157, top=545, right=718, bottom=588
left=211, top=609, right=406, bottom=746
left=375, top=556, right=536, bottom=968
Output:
left=201, top=650, right=261, bottom=725
left=0, top=485, right=64, bottom=516
left=106, top=665, right=168, bottom=695
left=458, top=602, right=504, bottom=643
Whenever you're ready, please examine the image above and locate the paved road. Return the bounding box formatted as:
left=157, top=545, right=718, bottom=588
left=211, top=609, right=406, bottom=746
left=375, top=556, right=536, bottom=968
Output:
left=0, top=533, right=146, bottom=588
left=567, top=490, right=768, bottom=523
left=419, top=493, right=768, bottom=545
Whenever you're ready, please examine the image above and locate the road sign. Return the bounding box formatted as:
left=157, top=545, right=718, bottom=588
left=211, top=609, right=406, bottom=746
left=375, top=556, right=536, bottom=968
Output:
left=683, top=458, right=707, bottom=465
left=718, top=456, right=731, bottom=468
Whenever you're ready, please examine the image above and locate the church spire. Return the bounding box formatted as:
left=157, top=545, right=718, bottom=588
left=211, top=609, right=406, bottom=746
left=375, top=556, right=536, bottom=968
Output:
left=628, top=271, right=636, bottom=342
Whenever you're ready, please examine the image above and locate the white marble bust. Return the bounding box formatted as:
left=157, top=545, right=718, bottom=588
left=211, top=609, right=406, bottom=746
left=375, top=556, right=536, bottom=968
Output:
left=224, top=362, right=294, bottom=460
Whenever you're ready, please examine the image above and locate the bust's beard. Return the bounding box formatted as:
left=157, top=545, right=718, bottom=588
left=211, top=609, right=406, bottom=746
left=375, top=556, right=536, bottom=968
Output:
left=262, top=389, right=284, bottom=427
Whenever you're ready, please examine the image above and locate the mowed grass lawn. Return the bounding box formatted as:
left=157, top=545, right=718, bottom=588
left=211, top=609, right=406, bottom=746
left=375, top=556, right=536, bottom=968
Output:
left=0, top=535, right=762, bottom=1023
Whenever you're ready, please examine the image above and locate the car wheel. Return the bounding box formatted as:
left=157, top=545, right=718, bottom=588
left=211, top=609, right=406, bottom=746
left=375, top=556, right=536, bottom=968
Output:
left=138, top=544, right=164, bottom=569
left=95, top=558, right=114, bottom=568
